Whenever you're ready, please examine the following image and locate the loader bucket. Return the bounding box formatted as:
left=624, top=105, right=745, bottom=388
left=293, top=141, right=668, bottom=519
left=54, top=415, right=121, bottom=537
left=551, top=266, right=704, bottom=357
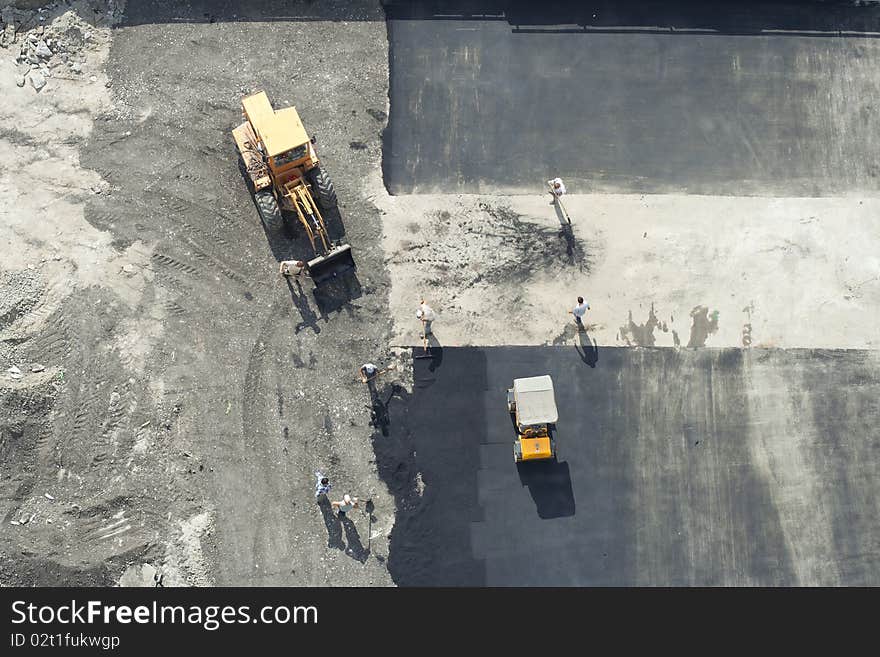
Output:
left=307, top=244, right=356, bottom=285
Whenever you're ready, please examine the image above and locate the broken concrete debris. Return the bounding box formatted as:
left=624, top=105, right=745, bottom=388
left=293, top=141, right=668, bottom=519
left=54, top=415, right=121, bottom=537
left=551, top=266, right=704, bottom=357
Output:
left=30, top=70, right=45, bottom=90
left=1, top=23, right=14, bottom=48
left=5, top=5, right=107, bottom=93
left=34, top=39, right=51, bottom=59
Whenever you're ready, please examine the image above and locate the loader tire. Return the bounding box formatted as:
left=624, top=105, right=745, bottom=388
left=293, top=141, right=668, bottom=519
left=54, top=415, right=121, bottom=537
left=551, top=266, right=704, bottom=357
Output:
left=311, top=167, right=338, bottom=209
left=255, top=190, right=283, bottom=233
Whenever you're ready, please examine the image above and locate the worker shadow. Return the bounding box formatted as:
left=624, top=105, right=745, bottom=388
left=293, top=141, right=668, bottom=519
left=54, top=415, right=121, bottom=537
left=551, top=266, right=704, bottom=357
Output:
left=340, top=515, right=370, bottom=563
left=516, top=458, right=576, bottom=520
left=550, top=202, right=580, bottom=263
left=285, top=276, right=322, bottom=335
left=560, top=225, right=578, bottom=261
left=317, top=497, right=345, bottom=551
left=368, top=382, right=405, bottom=437
left=313, top=270, right=363, bottom=317
left=421, top=333, right=444, bottom=372
left=575, top=328, right=599, bottom=368
left=409, top=334, right=444, bottom=392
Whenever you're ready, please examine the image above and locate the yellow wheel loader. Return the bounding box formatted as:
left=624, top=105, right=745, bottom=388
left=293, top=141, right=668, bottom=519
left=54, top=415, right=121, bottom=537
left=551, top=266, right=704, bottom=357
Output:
left=232, top=91, right=355, bottom=285
left=508, top=375, right=559, bottom=463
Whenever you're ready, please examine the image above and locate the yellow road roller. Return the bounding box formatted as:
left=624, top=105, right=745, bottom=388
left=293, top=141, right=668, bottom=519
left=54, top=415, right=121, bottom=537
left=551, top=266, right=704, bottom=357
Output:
left=507, top=375, right=559, bottom=463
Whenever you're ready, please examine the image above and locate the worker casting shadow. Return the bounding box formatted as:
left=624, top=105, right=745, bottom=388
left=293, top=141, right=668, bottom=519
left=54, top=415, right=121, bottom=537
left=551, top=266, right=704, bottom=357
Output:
left=317, top=496, right=345, bottom=551
left=340, top=514, right=370, bottom=563
left=285, top=276, right=322, bottom=335
left=575, top=328, right=599, bottom=368
left=516, top=458, right=576, bottom=520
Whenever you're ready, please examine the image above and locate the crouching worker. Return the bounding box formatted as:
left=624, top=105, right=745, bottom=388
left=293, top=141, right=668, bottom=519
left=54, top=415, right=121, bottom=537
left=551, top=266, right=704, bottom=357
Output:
left=331, top=494, right=360, bottom=517
left=279, top=259, right=306, bottom=277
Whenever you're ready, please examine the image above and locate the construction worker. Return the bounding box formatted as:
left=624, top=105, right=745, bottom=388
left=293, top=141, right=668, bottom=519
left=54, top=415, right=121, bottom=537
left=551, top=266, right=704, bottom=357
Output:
left=360, top=363, right=379, bottom=383
left=331, top=494, right=360, bottom=517
left=416, top=299, right=436, bottom=337
left=547, top=177, right=567, bottom=204
left=314, top=471, right=332, bottom=500
left=358, top=362, right=396, bottom=387
left=569, top=296, right=590, bottom=330
left=279, top=259, right=306, bottom=277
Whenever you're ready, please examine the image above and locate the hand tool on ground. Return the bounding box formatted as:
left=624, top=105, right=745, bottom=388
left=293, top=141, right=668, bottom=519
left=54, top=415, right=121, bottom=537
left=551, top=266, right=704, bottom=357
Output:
left=414, top=332, right=433, bottom=359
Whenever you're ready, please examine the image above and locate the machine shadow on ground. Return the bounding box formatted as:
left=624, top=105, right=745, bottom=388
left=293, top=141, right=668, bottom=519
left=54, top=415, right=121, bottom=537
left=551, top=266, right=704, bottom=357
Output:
left=121, top=0, right=880, bottom=35
left=375, top=346, right=880, bottom=586
left=312, top=270, right=363, bottom=316
left=385, top=0, right=880, bottom=35
left=120, top=0, right=386, bottom=25
left=516, top=459, right=576, bottom=519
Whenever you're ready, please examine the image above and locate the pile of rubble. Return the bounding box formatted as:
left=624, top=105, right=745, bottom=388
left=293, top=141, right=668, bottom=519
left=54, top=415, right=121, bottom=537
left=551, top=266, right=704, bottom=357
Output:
left=0, top=1, right=120, bottom=92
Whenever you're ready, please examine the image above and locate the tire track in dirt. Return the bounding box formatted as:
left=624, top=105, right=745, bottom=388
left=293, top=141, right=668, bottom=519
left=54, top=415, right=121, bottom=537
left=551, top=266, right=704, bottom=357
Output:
left=214, top=298, right=299, bottom=585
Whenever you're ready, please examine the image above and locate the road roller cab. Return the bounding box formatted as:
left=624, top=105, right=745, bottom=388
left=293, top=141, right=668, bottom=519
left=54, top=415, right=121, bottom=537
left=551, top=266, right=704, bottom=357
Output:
left=507, top=375, right=559, bottom=463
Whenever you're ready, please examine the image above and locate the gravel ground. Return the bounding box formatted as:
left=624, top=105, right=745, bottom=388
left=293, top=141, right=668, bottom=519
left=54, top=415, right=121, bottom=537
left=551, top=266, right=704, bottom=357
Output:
left=1, top=0, right=397, bottom=586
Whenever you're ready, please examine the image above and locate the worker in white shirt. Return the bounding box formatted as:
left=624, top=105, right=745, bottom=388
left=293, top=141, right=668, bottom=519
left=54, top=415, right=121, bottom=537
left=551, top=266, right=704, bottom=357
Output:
left=331, top=494, right=360, bottom=517
left=569, top=296, right=590, bottom=330
left=547, top=177, right=567, bottom=204
left=279, top=259, right=305, bottom=277
left=416, top=299, right=436, bottom=337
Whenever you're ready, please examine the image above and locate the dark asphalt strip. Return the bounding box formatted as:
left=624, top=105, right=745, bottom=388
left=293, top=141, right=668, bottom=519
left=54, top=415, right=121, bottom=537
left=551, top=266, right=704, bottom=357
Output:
left=374, top=346, right=880, bottom=586
left=384, top=1, right=880, bottom=195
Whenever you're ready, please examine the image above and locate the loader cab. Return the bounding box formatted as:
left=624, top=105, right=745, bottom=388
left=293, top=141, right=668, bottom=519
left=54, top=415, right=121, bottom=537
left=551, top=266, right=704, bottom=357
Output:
left=241, top=91, right=317, bottom=181
left=271, top=143, right=309, bottom=168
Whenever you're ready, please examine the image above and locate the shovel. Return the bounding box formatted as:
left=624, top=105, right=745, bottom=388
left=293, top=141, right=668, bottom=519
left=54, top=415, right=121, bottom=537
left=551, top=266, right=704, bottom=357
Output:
left=414, top=331, right=433, bottom=359
left=548, top=180, right=572, bottom=226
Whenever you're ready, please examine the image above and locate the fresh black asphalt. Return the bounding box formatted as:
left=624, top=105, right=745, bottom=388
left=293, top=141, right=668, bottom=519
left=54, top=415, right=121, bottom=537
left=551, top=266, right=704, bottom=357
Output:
left=374, top=346, right=880, bottom=586
left=384, top=0, right=880, bottom=194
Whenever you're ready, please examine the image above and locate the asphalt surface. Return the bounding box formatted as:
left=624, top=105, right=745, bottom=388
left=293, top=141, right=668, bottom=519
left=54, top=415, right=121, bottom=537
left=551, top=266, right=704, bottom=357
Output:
left=384, top=0, right=880, bottom=194
left=380, top=345, right=880, bottom=586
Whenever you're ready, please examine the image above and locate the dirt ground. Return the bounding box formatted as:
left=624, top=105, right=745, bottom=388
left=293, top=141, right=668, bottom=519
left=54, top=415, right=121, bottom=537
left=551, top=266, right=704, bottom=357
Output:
left=1, top=0, right=398, bottom=586
left=379, top=191, right=880, bottom=350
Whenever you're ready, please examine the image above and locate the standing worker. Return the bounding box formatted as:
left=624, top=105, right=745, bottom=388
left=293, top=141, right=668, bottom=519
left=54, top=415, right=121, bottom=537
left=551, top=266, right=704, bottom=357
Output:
left=569, top=296, right=590, bottom=330
left=314, top=471, right=332, bottom=500
left=416, top=299, right=436, bottom=337
left=547, top=177, right=567, bottom=205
